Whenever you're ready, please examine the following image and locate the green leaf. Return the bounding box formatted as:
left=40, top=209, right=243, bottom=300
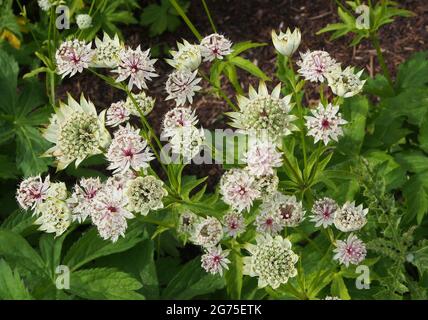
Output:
left=0, top=230, right=47, bottom=278
left=63, top=220, right=145, bottom=271
left=395, top=151, right=428, bottom=173
left=0, top=154, right=18, bottom=179
left=402, top=171, right=428, bottom=224
left=396, top=52, right=428, bottom=90
left=68, top=268, right=144, bottom=300
left=0, top=259, right=32, bottom=300
left=39, top=232, right=68, bottom=277
left=0, top=48, right=18, bottom=114
left=162, top=257, right=225, bottom=299
left=0, top=210, right=36, bottom=235
left=412, top=246, right=428, bottom=276
left=224, top=249, right=243, bottom=299
left=229, top=56, right=270, bottom=81
left=331, top=274, right=351, bottom=300
left=228, top=41, right=266, bottom=58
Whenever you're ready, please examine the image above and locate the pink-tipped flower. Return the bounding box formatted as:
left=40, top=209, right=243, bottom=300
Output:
left=55, top=39, right=94, bottom=78
left=201, top=245, right=230, bottom=275
left=200, top=33, right=233, bottom=62
left=165, top=69, right=202, bottom=106
left=222, top=211, right=246, bottom=238
left=297, top=50, right=339, bottom=83
left=333, top=234, right=367, bottom=267
left=16, top=175, right=50, bottom=212
left=106, top=101, right=131, bottom=127
left=310, top=197, right=339, bottom=228
left=243, top=140, right=283, bottom=177
left=67, top=177, right=103, bottom=222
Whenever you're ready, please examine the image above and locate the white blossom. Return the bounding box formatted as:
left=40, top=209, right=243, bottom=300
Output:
left=165, top=69, right=202, bottom=106
left=243, top=140, right=283, bottom=177
left=106, top=101, right=131, bottom=127
left=261, top=192, right=305, bottom=228
left=334, top=202, right=368, bottom=232
left=55, top=39, right=94, bottom=78
left=200, top=33, right=233, bottom=62
left=271, top=28, right=301, bottom=57
left=125, top=176, right=168, bottom=215
left=333, top=233, right=367, bottom=267
left=76, top=14, right=92, bottom=30
left=191, top=217, right=223, bottom=248
left=310, top=197, right=339, bottom=228
left=16, top=175, right=50, bottom=212
left=169, top=126, right=205, bottom=160
left=67, top=177, right=103, bottom=222
left=201, top=246, right=230, bottom=275
left=243, top=234, right=298, bottom=289
left=327, top=66, right=366, bottom=98
left=297, top=50, right=340, bottom=83
left=93, top=33, right=123, bottom=68
left=161, top=107, right=199, bottom=138
left=124, top=91, right=155, bottom=117
left=166, top=40, right=201, bottom=71
left=113, top=46, right=158, bottom=90
left=222, top=211, right=245, bottom=238
left=255, top=210, right=283, bottom=235
left=35, top=198, right=71, bottom=237
left=305, top=102, right=347, bottom=145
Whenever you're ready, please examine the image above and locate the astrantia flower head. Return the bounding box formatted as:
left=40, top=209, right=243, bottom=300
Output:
left=192, top=217, right=223, bottom=248
left=106, top=124, right=154, bottom=175
left=253, top=173, right=279, bottom=200
left=243, top=140, right=283, bottom=177
left=201, top=246, right=230, bottom=275
left=165, top=69, right=202, bottom=106
left=334, top=202, right=368, bottom=232
left=255, top=210, right=283, bottom=235
left=169, top=126, right=205, bottom=160
left=76, top=14, right=92, bottom=30
left=16, top=175, right=50, bottom=212
left=43, top=94, right=110, bottom=170
left=166, top=40, right=202, bottom=71
left=113, top=46, right=158, bottom=90
left=200, top=33, right=233, bottom=62
left=333, top=233, right=367, bottom=267
left=262, top=192, right=305, bottom=227
left=162, top=107, right=199, bottom=138
left=178, top=211, right=200, bottom=235
left=35, top=198, right=71, bottom=237
left=219, top=168, right=261, bottom=213
left=55, top=39, right=94, bottom=78
left=106, top=101, right=130, bottom=127
left=92, top=185, right=133, bottom=242
left=67, top=177, right=103, bottom=222
left=228, top=82, right=298, bottom=143
left=327, top=66, right=366, bottom=98
left=222, top=211, right=246, bottom=238
left=38, top=0, right=53, bottom=11
left=106, top=172, right=135, bottom=191
left=93, top=33, right=123, bottom=68
left=297, top=50, right=340, bottom=83
left=271, top=28, right=301, bottom=57
left=125, top=176, right=167, bottom=215
left=310, top=197, right=338, bottom=228
left=124, top=91, right=155, bottom=117
left=305, top=102, right=347, bottom=145
left=243, top=234, right=298, bottom=289
left=47, top=182, right=67, bottom=201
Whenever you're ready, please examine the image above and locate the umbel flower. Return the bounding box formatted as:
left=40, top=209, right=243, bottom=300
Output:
left=76, top=14, right=92, bottom=30
left=191, top=217, right=223, bottom=248
left=166, top=40, right=202, bottom=71
left=261, top=192, right=305, bottom=228
left=243, top=140, right=283, bottom=177
left=219, top=168, right=261, bottom=213
left=253, top=173, right=279, bottom=200
left=68, top=177, right=103, bottom=222
left=200, top=33, right=233, bottom=62
left=178, top=211, right=200, bottom=235
left=297, top=50, right=340, bottom=83
left=165, top=69, right=202, bottom=106
left=55, top=39, right=94, bottom=78
left=255, top=210, right=283, bottom=235
left=222, top=211, right=246, bottom=238
left=125, top=176, right=168, bottom=215
left=334, top=202, right=368, bottom=232
left=333, top=234, right=367, bottom=267
left=124, top=91, right=155, bottom=117
left=42, top=94, right=110, bottom=170
left=201, top=246, right=230, bottom=275
left=161, top=107, right=199, bottom=138
left=169, top=126, right=205, bottom=160
left=113, top=46, right=158, bottom=90
left=35, top=198, right=71, bottom=237
left=106, top=124, right=154, bottom=175
left=47, top=182, right=67, bottom=200
left=91, top=185, right=133, bottom=242
left=305, top=102, right=347, bottom=145
left=106, top=101, right=130, bottom=127
left=310, top=197, right=338, bottom=228
left=243, top=234, right=298, bottom=289
left=93, top=33, right=123, bottom=68
left=271, top=28, right=301, bottom=57
left=327, top=66, right=366, bottom=98
left=228, top=82, right=298, bottom=143
left=16, top=175, right=50, bottom=212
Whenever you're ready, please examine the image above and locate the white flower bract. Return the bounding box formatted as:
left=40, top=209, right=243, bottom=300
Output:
left=222, top=211, right=246, bottom=238
left=310, top=197, right=338, bottom=228
left=35, top=198, right=71, bottom=237
left=76, top=14, right=92, bottom=30
left=297, top=50, right=340, bottom=83
left=55, top=39, right=94, bottom=78
left=201, top=246, right=230, bottom=275
left=166, top=40, right=201, bottom=71
left=200, top=33, right=233, bottom=62
left=67, top=177, right=103, bottom=222
left=106, top=101, right=131, bottom=127
left=327, top=66, right=366, bottom=98
left=16, top=175, right=50, bottom=212
left=243, top=140, right=283, bottom=177
left=333, top=233, right=367, bottom=267
left=271, top=28, right=301, bottom=57
left=334, top=201, right=368, bottom=232
left=125, top=176, right=167, bottom=215
left=161, top=107, right=199, bottom=138
left=192, top=217, right=223, bottom=248
left=165, top=69, right=202, bottom=106
left=93, top=33, right=123, bottom=68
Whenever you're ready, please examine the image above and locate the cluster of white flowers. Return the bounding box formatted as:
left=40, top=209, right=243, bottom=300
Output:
left=55, top=39, right=95, bottom=78
left=125, top=176, right=168, bottom=215
left=228, top=82, right=298, bottom=143
left=243, top=140, right=283, bottom=177
left=305, top=102, right=347, bottom=145
left=76, top=14, right=92, bottom=30
left=243, top=234, right=298, bottom=289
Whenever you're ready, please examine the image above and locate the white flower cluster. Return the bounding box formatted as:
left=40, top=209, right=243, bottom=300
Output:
left=310, top=198, right=368, bottom=267
left=165, top=34, right=233, bottom=106
left=17, top=173, right=167, bottom=242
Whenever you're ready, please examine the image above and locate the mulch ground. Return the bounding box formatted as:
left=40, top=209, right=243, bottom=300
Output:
left=56, top=0, right=428, bottom=188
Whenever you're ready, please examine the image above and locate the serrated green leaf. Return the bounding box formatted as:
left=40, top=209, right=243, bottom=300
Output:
left=0, top=259, right=32, bottom=300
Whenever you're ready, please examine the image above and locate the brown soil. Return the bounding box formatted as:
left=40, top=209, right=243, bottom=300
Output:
left=57, top=0, right=428, bottom=188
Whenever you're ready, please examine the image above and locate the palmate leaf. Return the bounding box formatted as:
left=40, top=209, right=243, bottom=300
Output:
left=0, top=259, right=32, bottom=300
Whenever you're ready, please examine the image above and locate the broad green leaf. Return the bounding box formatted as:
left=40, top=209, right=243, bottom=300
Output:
left=402, top=171, right=428, bottom=224
left=68, top=268, right=144, bottom=300
left=229, top=56, right=270, bottom=81
left=63, top=220, right=145, bottom=271
left=39, top=232, right=69, bottom=277
left=0, top=259, right=32, bottom=300
left=331, top=274, right=351, bottom=300
left=0, top=154, right=18, bottom=179
left=0, top=210, right=36, bottom=235
left=162, top=257, right=225, bottom=299
left=228, top=41, right=266, bottom=58
left=224, top=249, right=243, bottom=299
left=0, top=48, right=18, bottom=113
left=396, top=52, right=428, bottom=90
left=412, top=246, right=428, bottom=276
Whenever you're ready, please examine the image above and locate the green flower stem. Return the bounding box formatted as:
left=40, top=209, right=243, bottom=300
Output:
left=282, top=152, right=304, bottom=186
left=169, top=0, right=203, bottom=41
left=370, top=33, right=393, bottom=87
left=198, top=70, right=239, bottom=111
left=201, top=0, right=217, bottom=33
